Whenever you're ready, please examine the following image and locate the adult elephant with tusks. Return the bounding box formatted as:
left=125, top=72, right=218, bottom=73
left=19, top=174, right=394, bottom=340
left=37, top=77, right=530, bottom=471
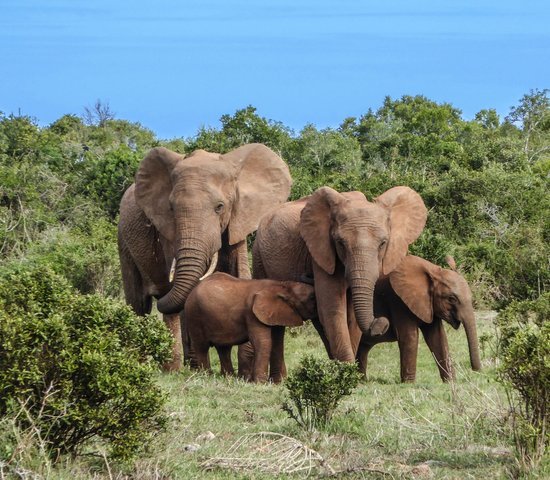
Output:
left=251, top=185, right=427, bottom=379
left=118, top=144, right=292, bottom=371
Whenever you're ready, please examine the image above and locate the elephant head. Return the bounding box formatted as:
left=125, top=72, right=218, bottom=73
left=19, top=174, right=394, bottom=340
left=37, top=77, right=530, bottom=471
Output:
left=252, top=282, right=317, bottom=327
left=134, top=144, right=291, bottom=314
left=300, top=186, right=427, bottom=335
left=389, top=255, right=482, bottom=371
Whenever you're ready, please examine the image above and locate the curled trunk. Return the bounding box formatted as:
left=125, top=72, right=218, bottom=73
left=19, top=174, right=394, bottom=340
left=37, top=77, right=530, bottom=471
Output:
left=157, top=243, right=210, bottom=314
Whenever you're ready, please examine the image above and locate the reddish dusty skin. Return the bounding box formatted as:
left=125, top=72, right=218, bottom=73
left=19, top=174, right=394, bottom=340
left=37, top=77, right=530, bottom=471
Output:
left=356, top=255, right=481, bottom=383
left=184, top=273, right=317, bottom=383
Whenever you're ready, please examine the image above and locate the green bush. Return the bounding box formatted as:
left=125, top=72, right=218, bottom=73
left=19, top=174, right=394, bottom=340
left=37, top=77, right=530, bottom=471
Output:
left=24, top=216, right=121, bottom=297
left=497, top=292, right=550, bottom=474
left=0, top=264, right=172, bottom=460
left=282, top=355, right=360, bottom=431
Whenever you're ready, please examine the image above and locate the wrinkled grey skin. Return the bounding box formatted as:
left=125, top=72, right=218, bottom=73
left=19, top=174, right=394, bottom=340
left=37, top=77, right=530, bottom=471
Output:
left=118, top=144, right=291, bottom=370
left=357, top=255, right=481, bottom=382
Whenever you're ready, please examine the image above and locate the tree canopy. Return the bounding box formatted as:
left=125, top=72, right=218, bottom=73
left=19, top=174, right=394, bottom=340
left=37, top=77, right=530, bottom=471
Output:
left=1, top=90, right=548, bottom=308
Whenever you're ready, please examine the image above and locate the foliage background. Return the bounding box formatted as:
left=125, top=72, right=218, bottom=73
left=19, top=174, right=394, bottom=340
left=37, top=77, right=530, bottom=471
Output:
left=1, top=90, right=548, bottom=308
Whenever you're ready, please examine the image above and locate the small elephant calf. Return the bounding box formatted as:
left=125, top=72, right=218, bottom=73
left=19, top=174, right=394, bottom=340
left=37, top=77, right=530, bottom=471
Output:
left=184, top=272, right=316, bottom=382
left=357, top=255, right=481, bottom=383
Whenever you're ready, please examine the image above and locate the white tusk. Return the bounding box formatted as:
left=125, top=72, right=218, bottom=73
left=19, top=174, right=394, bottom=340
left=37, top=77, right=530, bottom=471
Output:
left=169, top=258, right=176, bottom=282
left=199, top=251, right=218, bottom=280
left=169, top=251, right=218, bottom=283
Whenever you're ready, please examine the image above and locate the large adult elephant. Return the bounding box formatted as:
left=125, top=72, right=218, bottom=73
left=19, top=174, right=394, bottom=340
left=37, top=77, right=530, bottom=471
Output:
left=357, top=255, right=481, bottom=382
left=118, top=144, right=291, bottom=370
left=251, top=185, right=427, bottom=375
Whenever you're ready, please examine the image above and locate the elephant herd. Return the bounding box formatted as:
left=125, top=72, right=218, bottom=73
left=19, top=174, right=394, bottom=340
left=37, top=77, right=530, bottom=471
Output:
left=118, top=143, right=481, bottom=383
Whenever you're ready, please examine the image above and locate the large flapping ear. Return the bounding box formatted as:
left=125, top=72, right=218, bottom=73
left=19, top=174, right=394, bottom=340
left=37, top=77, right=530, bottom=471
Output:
left=252, top=287, right=304, bottom=327
left=134, top=147, right=183, bottom=242
left=389, top=255, right=434, bottom=324
left=299, top=186, right=345, bottom=275
left=374, top=186, right=427, bottom=274
left=222, top=144, right=292, bottom=245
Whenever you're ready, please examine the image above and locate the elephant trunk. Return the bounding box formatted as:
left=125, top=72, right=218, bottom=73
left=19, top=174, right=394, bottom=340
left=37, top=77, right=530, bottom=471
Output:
left=157, top=240, right=213, bottom=314
left=348, top=254, right=378, bottom=334
left=463, top=308, right=482, bottom=371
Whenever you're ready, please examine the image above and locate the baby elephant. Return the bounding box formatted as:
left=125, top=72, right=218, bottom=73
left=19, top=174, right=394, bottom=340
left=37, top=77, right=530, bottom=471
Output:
left=184, top=272, right=316, bottom=383
left=357, top=255, right=481, bottom=382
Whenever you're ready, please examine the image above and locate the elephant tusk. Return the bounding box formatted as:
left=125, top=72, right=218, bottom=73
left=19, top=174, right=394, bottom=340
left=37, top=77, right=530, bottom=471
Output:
left=199, top=251, right=218, bottom=280
left=169, top=251, right=218, bottom=283
left=169, top=258, right=176, bottom=282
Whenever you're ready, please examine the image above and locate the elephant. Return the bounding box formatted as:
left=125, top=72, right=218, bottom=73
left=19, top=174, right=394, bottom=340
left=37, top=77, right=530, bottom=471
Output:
left=117, top=144, right=292, bottom=370
left=251, top=185, right=427, bottom=376
left=356, top=255, right=482, bottom=382
left=184, top=272, right=317, bottom=383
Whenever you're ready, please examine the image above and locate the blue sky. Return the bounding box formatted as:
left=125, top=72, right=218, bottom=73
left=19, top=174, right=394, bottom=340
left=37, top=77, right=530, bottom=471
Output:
left=1, top=1, right=549, bottom=139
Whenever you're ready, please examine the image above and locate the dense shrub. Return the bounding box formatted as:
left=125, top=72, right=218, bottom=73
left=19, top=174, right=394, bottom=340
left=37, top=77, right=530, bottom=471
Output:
left=23, top=216, right=121, bottom=297
left=497, top=292, right=550, bottom=473
left=0, top=265, right=172, bottom=460
left=282, top=355, right=360, bottom=431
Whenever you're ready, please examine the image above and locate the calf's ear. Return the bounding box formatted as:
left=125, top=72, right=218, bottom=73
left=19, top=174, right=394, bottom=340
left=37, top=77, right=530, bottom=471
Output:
left=252, top=287, right=304, bottom=327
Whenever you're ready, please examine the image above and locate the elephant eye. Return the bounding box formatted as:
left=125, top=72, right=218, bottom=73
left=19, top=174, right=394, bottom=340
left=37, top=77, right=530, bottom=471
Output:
left=448, top=294, right=458, bottom=304
left=215, top=202, right=225, bottom=214
left=379, top=239, right=387, bottom=250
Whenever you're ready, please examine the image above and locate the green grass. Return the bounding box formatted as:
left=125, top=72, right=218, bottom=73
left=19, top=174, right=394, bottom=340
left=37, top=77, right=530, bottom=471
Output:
left=5, top=313, right=523, bottom=479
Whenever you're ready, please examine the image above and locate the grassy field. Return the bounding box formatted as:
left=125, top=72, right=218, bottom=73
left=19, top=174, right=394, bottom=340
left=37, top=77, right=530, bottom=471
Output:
left=16, top=312, right=523, bottom=479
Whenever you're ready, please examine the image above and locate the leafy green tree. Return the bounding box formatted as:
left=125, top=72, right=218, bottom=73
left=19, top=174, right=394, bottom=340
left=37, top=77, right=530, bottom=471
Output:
left=507, top=88, right=550, bottom=165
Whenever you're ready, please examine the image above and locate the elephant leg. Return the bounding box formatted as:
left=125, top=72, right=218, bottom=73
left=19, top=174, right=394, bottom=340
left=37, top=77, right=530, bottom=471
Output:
left=237, top=342, right=254, bottom=381
left=218, top=237, right=251, bottom=279
left=311, top=318, right=334, bottom=359
left=118, top=242, right=152, bottom=316
left=420, top=321, right=454, bottom=382
left=248, top=323, right=272, bottom=383
left=313, top=262, right=354, bottom=362
left=179, top=312, right=196, bottom=369
left=397, top=324, right=419, bottom=383
left=193, top=345, right=211, bottom=372
left=163, top=313, right=183, bottom=371
left=269, top=326, right=286, bottom=384
left=215, top=346, right=235, bottom=376
left=356, top=342, right=374, bottom=376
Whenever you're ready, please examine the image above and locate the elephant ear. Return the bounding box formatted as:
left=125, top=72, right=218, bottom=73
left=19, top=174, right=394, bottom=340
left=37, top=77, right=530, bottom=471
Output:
left=374, top=186, right=427, bottom=275
left=252, top=287, right=304, bottom=327
left=389, top=255, right=434, bottom=324
left=223, top=144, right=292, bottom=245
left=134, top=147, right=183, bottom=242
left=300, top=186, right=346, bottom=275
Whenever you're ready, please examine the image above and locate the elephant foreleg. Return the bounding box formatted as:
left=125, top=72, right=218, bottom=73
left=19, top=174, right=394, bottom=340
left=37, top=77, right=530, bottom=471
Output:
left=163, top=313, right=183, bottom=371
left=218, top=237, right=251, bottom=279
left=311, top=318, right=333, bottom=359
left=356, top=342, right=374, bottom=377
left=421, top=320, right=454, bottom=382
left=397, top=325, right=419, bottom=383
left=237, top=342, right=254, bottom=381
left=180, top=312, right=199, bottom=369
left=215, top=346, right=235, bottom=376
left=269, top=326, right=286, bottom=384
left=248, top=322, right=272, bottom=383
left=313, top=262, right=354, bottom=362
